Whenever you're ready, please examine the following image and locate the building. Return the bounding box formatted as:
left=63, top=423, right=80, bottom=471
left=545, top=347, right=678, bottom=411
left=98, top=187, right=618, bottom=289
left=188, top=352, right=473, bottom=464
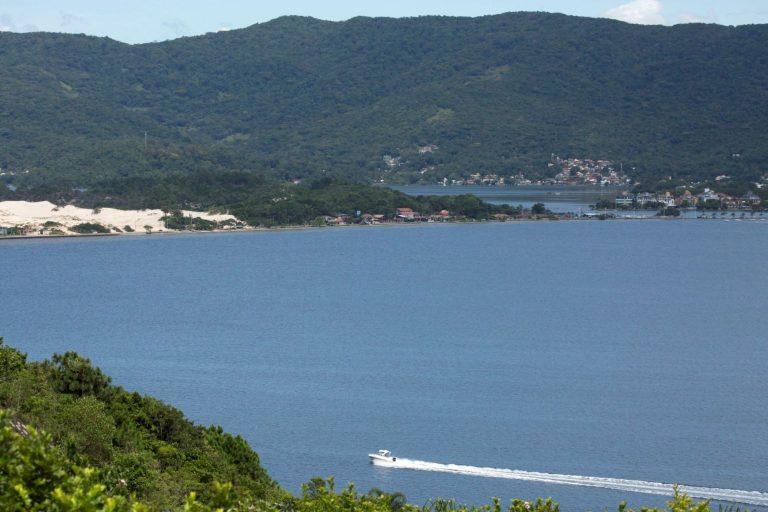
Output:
left=396, top=208, right=417, bottom=221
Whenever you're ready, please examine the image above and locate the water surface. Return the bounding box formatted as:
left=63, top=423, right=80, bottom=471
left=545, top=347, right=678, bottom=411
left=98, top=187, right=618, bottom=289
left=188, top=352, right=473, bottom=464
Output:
left=2, top=222, right=767, bottom=510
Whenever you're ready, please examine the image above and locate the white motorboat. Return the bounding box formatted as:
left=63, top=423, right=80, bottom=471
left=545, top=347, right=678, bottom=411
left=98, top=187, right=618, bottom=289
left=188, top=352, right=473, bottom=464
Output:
left=368, top=449, right=397, bottom=464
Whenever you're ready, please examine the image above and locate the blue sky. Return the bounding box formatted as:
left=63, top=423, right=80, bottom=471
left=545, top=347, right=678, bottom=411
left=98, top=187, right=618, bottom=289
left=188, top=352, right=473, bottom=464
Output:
left=0, top=0, right=766, bottom=44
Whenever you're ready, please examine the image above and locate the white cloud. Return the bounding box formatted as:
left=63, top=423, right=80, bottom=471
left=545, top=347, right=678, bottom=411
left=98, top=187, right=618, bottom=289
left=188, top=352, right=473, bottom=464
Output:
left=604, top=0, right=666, bottom=25
left=0, top=14, right=16, bottom=32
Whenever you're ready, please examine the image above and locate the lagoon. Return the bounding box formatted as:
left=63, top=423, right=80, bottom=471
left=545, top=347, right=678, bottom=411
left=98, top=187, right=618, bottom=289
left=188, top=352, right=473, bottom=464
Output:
left=2, top=221, right=767, bottom=510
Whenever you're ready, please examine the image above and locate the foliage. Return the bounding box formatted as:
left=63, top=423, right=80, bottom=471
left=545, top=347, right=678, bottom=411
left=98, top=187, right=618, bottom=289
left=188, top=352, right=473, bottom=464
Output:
left=161, top=211, right=217, bottom=231
left=48, top=352, right=112, bottom=398
left=0, top=340, right=284, bottom=510
left=657, top=206, right=681, bottom=217
left=619, top=487, right=710, bottom=512
left=293, top=478, right=418, bottom=512
left=0, top=13, right=766, bottom=193
left=594, top=199, right=617, bottom=210
left=0, top=411, right=146, bottom=511
left=0, top=337, right=26, bottom=378
left=7, top=171, right=520, bottom=226
left=70, top=222, right=111, bottom=234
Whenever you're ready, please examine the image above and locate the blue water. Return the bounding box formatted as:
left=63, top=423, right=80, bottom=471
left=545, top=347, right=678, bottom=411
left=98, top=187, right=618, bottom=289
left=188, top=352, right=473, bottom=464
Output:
left=2, top=222, right=767, bottom=511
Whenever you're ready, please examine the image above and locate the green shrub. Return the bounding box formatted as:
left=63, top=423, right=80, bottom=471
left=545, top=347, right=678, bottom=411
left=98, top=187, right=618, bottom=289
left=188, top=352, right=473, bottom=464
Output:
left=0, top=338, right=26, bottom=379
left=70, top=222, right=111, bottom=234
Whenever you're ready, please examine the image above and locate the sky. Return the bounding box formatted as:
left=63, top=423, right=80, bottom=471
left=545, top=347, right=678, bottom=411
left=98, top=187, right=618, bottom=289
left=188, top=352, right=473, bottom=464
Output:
left=0, top=0, right=766, bottom=44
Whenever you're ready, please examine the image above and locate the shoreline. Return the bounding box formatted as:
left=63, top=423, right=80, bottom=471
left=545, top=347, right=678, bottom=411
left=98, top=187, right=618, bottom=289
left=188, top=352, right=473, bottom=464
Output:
left=2, top=200, right=761, bottom=243
left=0, top=213, right=720, bottom=243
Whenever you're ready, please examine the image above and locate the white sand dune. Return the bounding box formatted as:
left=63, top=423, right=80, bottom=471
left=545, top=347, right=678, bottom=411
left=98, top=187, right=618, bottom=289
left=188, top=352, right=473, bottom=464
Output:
left=0, top=201, right=240, bottom=235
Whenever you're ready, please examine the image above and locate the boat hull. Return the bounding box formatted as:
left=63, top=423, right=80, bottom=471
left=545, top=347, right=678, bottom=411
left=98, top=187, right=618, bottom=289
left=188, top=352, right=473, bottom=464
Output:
left=368, top=454, right=397, bottom=465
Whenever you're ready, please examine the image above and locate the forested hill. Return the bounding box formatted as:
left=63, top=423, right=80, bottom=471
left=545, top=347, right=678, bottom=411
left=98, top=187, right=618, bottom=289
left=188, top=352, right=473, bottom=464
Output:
left=1, top=13, right=767, bottom=189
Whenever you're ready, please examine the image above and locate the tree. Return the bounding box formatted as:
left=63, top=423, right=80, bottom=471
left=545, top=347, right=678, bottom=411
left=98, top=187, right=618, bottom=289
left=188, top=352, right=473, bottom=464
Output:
left=57, top=396, right=116, bottom=464
left=48, top=352, right=111, bottom=399
left=657, top=206, right=680, bottom=217
left=0, top=412, right=142, bottom=512
left=531, top=203, right=547, bottom=215
left=0, top=337, right=26, bottom=379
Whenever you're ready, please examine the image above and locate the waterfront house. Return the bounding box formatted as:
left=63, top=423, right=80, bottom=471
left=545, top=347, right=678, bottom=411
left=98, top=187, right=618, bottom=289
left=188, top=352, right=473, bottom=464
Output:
left=396, top=207, right=417, bottom=221
left=697, top=188, right=720, bottom=203
left=743, top=191, right=761, bottom=205
left=636, top=192, right=657, bottom=206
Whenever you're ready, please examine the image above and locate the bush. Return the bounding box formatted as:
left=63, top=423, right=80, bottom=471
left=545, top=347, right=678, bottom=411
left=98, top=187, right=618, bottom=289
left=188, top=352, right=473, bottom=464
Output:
left=0, top=412, right=140, bottom=512
left=657, top=206, right=681, bottom=217
left=0, top=338, right=26, bottom=378
left=47, top=352, right=112, bottom=399
left=70, top=222, right=111, bottom=234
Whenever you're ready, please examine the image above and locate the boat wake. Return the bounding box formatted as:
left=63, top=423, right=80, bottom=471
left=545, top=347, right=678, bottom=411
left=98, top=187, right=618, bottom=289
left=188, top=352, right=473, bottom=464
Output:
left=381, top=458, right=768, bottom=506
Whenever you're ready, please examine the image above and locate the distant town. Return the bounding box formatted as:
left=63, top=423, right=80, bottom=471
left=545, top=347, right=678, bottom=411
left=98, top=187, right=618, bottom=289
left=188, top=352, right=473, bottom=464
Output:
left=391, top=153, right=632, bottom=187
left=607, top=188, right=762, bottom=210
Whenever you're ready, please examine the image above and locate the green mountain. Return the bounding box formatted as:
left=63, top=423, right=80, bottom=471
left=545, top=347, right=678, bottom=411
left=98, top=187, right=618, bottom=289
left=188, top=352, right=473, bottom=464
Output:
left=1, top=13, right=767, bottom=189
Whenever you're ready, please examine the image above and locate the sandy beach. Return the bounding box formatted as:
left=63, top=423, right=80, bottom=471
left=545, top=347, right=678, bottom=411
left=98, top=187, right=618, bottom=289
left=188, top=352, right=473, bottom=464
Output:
left=0, top=201, right=240, bottom=236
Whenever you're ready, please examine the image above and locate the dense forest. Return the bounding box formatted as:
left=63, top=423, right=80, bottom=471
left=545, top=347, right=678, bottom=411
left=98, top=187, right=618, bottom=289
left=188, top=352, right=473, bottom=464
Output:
left=0, top=337, right=724, bottom=511
left=1, top=12, right=767, bottom=193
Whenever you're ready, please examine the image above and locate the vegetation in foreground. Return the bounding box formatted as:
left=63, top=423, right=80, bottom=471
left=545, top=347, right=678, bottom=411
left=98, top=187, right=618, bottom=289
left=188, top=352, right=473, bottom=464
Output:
left=0, top=337, right=284, bottom=510
left=0, top=338, right=737, bottom=511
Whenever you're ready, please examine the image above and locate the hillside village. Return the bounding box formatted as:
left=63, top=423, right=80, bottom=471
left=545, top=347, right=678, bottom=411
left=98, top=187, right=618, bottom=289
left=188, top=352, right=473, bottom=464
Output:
left=410, top=154, right=632, bottom=187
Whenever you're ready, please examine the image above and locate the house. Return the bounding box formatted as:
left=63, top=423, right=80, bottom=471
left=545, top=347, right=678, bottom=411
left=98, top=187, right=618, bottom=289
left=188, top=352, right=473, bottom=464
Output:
left=743, top=191, right=761, bottom=205
left=396, top=208, right=417, bottom=221
left=697, top=188, right=720, bottom=203
left=661, top=197, right=676, bottom=207
left=636, top=192, right=657, bottom=206
left=361, top=213, right=384, bottom=225
left=677, top=190, right=695, bottom=206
